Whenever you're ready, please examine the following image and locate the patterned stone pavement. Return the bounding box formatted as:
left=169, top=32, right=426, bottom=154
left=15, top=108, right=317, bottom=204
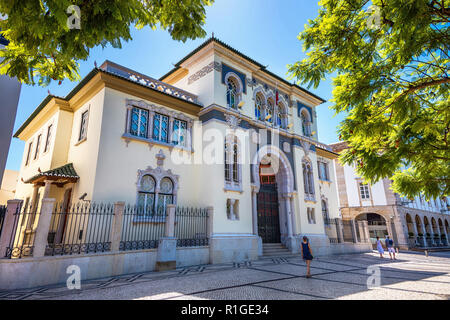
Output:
left=1, top=250, right=449, bottom=300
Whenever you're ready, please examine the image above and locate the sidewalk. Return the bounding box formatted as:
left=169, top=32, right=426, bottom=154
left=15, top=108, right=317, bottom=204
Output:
left=1, top=251, right=449, bottom=300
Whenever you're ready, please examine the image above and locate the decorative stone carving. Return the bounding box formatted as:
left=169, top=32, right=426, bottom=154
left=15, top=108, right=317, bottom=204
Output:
left=283, top=142, right=291, bottom=153
left=225, top=114, right=242, bottom=130
left=156, top=149, right=166, bottom=167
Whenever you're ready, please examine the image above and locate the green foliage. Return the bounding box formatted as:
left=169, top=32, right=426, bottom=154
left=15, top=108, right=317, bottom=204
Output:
left=0, top=0, right=213, bottom=85
left=288, top=0, right=450, bottom=199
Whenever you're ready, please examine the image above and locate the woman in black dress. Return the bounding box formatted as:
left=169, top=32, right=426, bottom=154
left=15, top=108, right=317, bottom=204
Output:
left=301, top=236, right=313, bottom=278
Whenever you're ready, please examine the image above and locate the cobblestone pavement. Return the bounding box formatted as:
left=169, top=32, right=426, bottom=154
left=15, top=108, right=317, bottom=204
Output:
left=1, top=251, right=450, bottom=300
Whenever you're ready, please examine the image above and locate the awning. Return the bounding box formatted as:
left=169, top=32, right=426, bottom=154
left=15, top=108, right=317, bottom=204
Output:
left=24, top=163, right=79, bottom=186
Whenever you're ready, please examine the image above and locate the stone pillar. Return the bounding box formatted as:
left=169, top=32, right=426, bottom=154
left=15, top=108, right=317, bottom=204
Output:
left=206, top=206, right=214, bottom=239
left=156, top=204, right=177, bottom=271
left=0, top=199, right=23, bottom=258
left=42, top=180, right=52, bottom=199
left=148, top=111, right=155, bottom=139
left=251, top=187, right=258, bottom=235
left=392, top=216, right=409, bottom=250
left=164, top=204, right=176, bottom=237
left=32, top=198, right=55, bottom=258
left=110, top=202, right=125, bottom=252
left=362, top=220, right=370, bottom=243
left=357, top=221, right=366, bottom=243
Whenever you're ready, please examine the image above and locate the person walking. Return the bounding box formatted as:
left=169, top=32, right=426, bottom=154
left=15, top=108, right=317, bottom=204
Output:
left=385, top=236, right=396, bottom=260
left=301, top=236, right=314, bottom=278
left=376, top=236, right=384, bottom=258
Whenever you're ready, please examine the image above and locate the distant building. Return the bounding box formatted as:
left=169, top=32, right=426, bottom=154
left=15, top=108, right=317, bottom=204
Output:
left=0, top=169, right=18, bottom=205
left=331, top=141, right=450, bottom=249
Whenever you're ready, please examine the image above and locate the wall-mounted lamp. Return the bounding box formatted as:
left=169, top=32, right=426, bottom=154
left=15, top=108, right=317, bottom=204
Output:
left=287, top=123, right=293, bottom=129
left=238, top=101, right=245, bottom=108
left=265, top=114, right=272, bottom=121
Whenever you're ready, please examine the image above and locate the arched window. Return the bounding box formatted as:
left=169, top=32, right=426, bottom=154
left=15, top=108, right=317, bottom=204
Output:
left=277, top=103, right=287, bottom=128
left=226, top=78, right=239, bottom=109
left=266, top=98, right=274, bottom=123
left=224, top=136, right=241, bottom=190
left=255, top=94, right=263, bottom=120
left=302, top=160, right=315, bottom=200
left=158, top=177, right=174, bottom=213
left=301, top=110, right=311, bottom=137
left=138, top=175, right=155, bottom=214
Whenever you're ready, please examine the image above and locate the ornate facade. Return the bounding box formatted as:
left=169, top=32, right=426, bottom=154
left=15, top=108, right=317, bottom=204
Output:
left=12, top=37, right=370, bottom=262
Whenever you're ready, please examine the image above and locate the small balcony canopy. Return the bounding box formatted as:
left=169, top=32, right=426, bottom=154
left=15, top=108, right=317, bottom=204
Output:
left=24, top=163, right=79, bottom=186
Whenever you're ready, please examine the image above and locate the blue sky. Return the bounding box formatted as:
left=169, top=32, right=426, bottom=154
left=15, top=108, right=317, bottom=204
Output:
left=5, top=0, right=344, bottom=172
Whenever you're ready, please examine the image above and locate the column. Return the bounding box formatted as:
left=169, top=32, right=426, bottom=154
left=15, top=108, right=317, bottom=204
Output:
left=42, top=180, right=52, bottom=199
left=110, top=202, right=125, bottom=252
left=289, top=195, right=297, bottom=235
left=362, top=220, right=370, bottom=243
left=33, top=198, right=55, bottom=258
left=251, top=186, right=259, bottom=235
left=357, top=221, right=366, bottom=243
left=419, top=220, right=427, bottom=247
left=0, top=199, right=23, bottom=258
left=392, top=216, right=409, bottom=250
left=283, top=195, right=293, bottom=238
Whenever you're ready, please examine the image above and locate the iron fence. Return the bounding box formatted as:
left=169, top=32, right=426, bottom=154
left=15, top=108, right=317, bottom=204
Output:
left=342, top=220, right=356, bottom=243
left=175, top=207, right=208, bottom=247
left=5, top=202, right=38, bottom=259
left=323, top=218, right=339, bottom=244
left=0, top=205, right=6, bottom=238
left=45, top=202, right=114, bottom=256
left=120, top=205, right=167, bottom=251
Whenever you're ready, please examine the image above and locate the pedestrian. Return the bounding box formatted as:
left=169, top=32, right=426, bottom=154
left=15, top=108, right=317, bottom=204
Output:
left=376, top=236, right=384, bottom=258
left=385, top=236, right=396, bottom=260
left=301, top=236, right=314, bottom=278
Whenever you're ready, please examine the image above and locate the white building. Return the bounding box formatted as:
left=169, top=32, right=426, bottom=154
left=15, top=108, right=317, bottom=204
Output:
left=331, top=141, right=450, bottom=249
left=11, top=37, right=369, bottom=265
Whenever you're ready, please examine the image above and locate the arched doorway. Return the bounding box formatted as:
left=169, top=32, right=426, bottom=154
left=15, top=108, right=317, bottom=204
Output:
left=355, top=213, right=389, bottom=247
left=415, top=215, right=425, bottom=246
left=252, top=145, right=295, bottom=247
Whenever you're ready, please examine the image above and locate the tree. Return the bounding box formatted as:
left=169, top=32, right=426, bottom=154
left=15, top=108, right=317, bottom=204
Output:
left=0, top=0, right=213, bottom=85
left=288, top=0, right=450, bottom=200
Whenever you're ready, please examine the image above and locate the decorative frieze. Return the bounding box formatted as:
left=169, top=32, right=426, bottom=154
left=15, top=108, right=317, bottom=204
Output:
left=188, top=62, right=221, bottom=85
